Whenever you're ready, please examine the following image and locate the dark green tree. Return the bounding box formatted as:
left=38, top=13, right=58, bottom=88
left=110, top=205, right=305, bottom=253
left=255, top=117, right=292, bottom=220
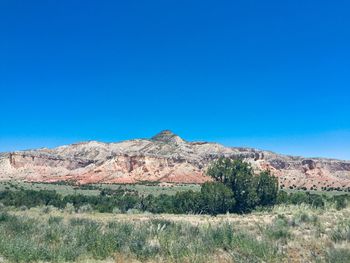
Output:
left=173, top=191, right=200, bottom=214
left=207, top=158, right=259, bottom=213
left=289, top=191, right=309, bottom=205
left=256, top=170, right=279, bottom=206
left=276, top=190, right=289, bottom=204
left=199, top=182, right=235, bottom=215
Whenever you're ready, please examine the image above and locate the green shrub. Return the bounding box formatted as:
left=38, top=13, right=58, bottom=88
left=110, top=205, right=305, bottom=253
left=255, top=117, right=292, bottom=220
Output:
left=64, top=203, right=75, bottom=214
left=48, top=216, right=63, bottom=225
left=78, top=204, right=93, bottom=213
left=276, top=191, right=289, bottom=204
left=112, top=207, right=121, bottom=214
left=309, top=194, right=325, bottom=208
left=292, top=211, right=318, bottom=226
left=265, top=217, right=291, bottom=240
left=41, top=205, right=55, bottom=214
left=0, top=211, right=11, bottom=222
left=289, top=192, right=309, bottom=205
left=19, top=205, right=27, bottom=211
left=331, top=220, right=350, bottom=243
left=334, top=196, right=348, bottom=210
left=326, top=247, right=350, bottom=263
left=126, top=208, right=142, bottom=214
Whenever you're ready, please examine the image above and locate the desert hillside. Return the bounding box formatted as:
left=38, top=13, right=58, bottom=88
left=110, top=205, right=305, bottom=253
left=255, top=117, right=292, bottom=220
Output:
left=1, top=130, right=350, bottom=190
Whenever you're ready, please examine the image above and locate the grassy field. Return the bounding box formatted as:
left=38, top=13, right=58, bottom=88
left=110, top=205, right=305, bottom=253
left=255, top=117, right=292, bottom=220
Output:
left=0, top=181, right=347, bottom=198
left=0, top=181, right=201, bottom=196
left=0, top=181, right=349, bottom=262
left=0, top=203, right=349, bottom=262
left=284, top=188, right=350, bottom=196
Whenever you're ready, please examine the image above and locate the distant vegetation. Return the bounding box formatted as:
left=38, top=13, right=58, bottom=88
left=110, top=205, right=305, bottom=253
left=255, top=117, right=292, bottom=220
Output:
left=0, top=158, right=348, bottom=215
left=0, top=181, right=201, bottom=196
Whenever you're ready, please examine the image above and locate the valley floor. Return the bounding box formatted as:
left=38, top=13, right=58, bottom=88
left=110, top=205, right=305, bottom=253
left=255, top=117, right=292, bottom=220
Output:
left=0, top=204, right=349, bottom=262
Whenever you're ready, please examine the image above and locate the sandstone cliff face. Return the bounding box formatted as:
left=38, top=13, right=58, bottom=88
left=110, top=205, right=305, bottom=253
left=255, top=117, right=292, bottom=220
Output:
left=1, top=130, right=350, bottom=190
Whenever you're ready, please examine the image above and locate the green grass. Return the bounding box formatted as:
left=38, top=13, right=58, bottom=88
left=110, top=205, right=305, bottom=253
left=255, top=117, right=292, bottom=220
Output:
left=1, top=202, right=350, bottom=262
left=0, top=181, right=100, bottom=196
left=284, top=188, right=350, bottom=196
left=330, top=220, right=350, bottom=243
left=97, top=182, right=201, bottom=196
left=265, top=216, right=291, bottom=241
left=0, top=211, right=282, bottom=263
left=0, top=181, right=201, bottom=197
left=326, top=247, right=350, bottom=263
left=1, top=180, right=347, bottom=199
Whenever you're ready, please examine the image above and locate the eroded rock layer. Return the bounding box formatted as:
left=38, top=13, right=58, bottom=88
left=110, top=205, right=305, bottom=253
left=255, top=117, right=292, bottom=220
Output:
left=1, top=130, right=350, bottom=190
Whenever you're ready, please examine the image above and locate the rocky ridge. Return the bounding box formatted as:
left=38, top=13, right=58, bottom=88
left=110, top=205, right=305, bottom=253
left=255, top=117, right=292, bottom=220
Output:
left=1, top=130, right=350, bottom=191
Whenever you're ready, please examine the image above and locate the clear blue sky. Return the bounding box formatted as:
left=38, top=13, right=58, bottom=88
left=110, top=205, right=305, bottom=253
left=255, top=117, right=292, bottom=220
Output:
left=1, top=0, right=349, bottom=159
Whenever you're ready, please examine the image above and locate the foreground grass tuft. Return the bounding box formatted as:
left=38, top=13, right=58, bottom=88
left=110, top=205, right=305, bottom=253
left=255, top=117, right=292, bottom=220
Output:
left=326, top=247, right=350, bottom=263
left=331, top=220, right=350, bottom=243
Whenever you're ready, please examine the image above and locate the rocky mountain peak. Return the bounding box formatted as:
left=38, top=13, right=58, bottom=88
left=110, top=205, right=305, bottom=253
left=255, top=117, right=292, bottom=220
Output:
left=0, top=131, right=350, bottom=188
left=151, top=130, right=185, bottom=145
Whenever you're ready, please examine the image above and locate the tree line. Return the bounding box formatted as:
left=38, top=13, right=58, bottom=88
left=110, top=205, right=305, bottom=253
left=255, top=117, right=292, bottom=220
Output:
left=0, top=158, right=348, bottom=214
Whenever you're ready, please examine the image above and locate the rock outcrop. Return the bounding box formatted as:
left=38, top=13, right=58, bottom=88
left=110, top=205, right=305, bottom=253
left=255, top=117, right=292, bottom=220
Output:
left=1, top=130, right=350, bottom=190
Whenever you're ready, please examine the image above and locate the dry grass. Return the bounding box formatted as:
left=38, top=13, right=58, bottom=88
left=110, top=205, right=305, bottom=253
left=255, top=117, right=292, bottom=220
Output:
left=2, top=204, right=350, bottom=262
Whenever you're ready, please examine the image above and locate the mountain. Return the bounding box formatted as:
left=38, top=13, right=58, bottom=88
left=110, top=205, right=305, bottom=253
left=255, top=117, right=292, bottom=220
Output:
left=1, top=130, right=350, bottom=191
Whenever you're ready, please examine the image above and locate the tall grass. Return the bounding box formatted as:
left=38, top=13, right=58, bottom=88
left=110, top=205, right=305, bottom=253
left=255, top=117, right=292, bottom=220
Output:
left=331, top=220, right=350, bottom=243
left=0, top=211, right=283, bottom=262
left=265, top=216, right=291, bottom=241
left=326, top=247, right=350, bottom=263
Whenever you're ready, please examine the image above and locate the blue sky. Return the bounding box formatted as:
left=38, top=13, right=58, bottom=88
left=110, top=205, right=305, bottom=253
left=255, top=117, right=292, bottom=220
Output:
left=1, top=0, right=349, bottom=159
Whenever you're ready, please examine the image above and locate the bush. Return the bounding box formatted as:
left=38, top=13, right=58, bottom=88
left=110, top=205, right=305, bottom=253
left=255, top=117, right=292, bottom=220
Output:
left=265, top=217, right=291, bottom=241
left=112, top=207, right=121, bottom=214
left=41, top=205, right=55, bottom=214
left=331, top=220, right=350, bottom=243
left=78, top=204, right=93, bottom=213
left=291, top=211, right=318, bottom=226
left=0, top=211, right=11, bottom=222
left=334, top=196, right=347, bottom=210
left=19, top=205, right=28, bottom=211
left=276, top=191, right=289, bottom=204
left=309, top=194, right=325, bottom=208
left=64, top=203, right=75, bottom=214
left=289, top=192, right=309, bottom=205
left=48, top=216, right=63, bottom=225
